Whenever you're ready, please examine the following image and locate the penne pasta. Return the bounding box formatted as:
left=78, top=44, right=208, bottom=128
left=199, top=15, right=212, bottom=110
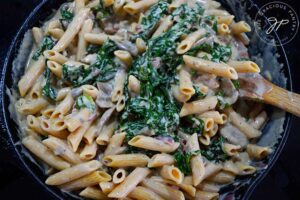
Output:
left=180, top=96, right=218, bottom=117
left=103, top=154, right=150, bottom=167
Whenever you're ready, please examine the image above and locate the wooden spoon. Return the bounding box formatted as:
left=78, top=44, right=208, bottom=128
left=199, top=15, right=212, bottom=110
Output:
left=238, top=73, right=300, bottom=117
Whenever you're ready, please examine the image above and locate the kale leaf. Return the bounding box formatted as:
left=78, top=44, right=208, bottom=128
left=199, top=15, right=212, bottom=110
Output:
left=91, top=0, right=113, bottom=20
left=60, top=6, right=74, bottom=22
left=134, top=1, right=169, bottom=40
left=32, top=36, right=55, bottom=60
left=201, top=136, right=229, bottom=162
left=75, top=95, right=96, bottom=111
left=179, top=116, right=204, bottom=135
left=63, top=40, right=118, bottom=86
left=231, top=79, right=240, bottom=89
left=215, top=90, right=230, bottom=109
left=211, top=43, right=232, bottom=63
left=173, top=149, right=200, bottom=174
left=42, top=68, right=57, bottom=101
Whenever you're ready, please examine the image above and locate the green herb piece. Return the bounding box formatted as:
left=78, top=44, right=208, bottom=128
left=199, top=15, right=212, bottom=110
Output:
left=75, top=95, right=96, bottom=111
left=211, top=44, right=232, bottom=63
left=179, top=116, right=204, bottom=135
left=173, top=149, right=200, bottom=174
left=215, top=90, right=230, bottom=109
left=63, top=40, right=118, bottom=86
left=231, top=79, right=240, bottom=89
left=87, top=44, right=101, bottom=54
left=134, top=1, right=169, bottom=40
left=91, top=0, right=112, bottom=20
left=32, top=36, right=55, bottom=60
left=186, top=43, right=214, bottom=56
left=189, top=85, right=206, bottom=101
left=201, top=136, right=229, bottom=162
left=42, top=68, right=57, bottom=101
left=60, top=7, right=74, bottom=22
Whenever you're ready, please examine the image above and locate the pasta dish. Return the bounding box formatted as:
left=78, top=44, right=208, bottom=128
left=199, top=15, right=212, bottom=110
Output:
left=14, top=0, right=272, bottom=199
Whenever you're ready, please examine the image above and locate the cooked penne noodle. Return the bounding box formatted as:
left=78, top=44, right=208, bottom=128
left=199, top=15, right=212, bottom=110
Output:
left=172, top=85, right=192, bottom=103
left=111, top=69, right=126, bottom=102
left=51, top=93, right=74, bottom=119
left=116, top=95, right=126, bottom=112
left=96, top=120, right=117, bottom=145
left=83, top=123, right=98, bottom=144
left=227, top=60, right=260, bottom=73
left=217, top=23, right=230, bottom=35
left=177, top=29, right=206, bottom=54
left=112, top=168, right=127, bottom=184
left=114, top=50, right=133, bottom=67
left=104, top=132, right=126, bottom=156
left=42, top=136, right=83, bottom=164
left=22, top=136, right=71, bottom=170
left=16, top=98, right=49, bottom=115
left=135, top=38, right=147, bottom=53
left=197, top=181, right=220, bottom=193
left=32, top=27, right=43, bottom=44
left=216, top=15, right=234, bottom=25
left=207, top=171, right=235, bottom=184
left=128, top=186, right=165, bottom=200
left=103, top=154, right=150, bottom=167
left=40, top=118, right=69, bottom=138
left=160, top=165, right=184, bottom=184
left=47, top=61, right=63, bottom=78
left=48, top=28, right=64, bottom=39
left=45, top=160, right=101, bottom=185
left=128, top=75, right=141, bottom=94
left=223, top=143, right=241, bottom=156
left=180, top=96, right=218, bottom=117
left=124, top=0, right=158, bottom=15
left=231, top=21, right=251, bottom=35
left=183, top=55, right=238, bottom=80
left=152, top=15, right=173, bottom=38
left=148, top=153, right=175, bottom=168
left=43, top=50, right=68, bottom=64
left=77, top=19, right=94, bottom=60
left=179, top=67, right=195, bottom=96
left=235, top=162, right=256, bottom=175
left=79, top=186, right=109, bottom=200
left=60, top=171, right=111, bottom=191
left=142, top=178, right=185, bottom=200
left=53, top=8, right=90, bottom=52
left=75, top=0, right=85, bottom=14
left=80, top=141, right=98, bottom=160
left=99, top=182, right=116, bottom=194
left=108, top=167, right=151, bottom=198
left=225, top=108, right=262, bottom=139
left=202, top=162, right=222, bottom=181
left=82, top=85, right=99, bottom=100
left=68, top=113, right=96, bottom=152
left=18, top=57, right=46, bottom=97
left=56, top=87, right=71, bottom=101
left=246, top=144, right=271, bottom=160
left=129, top=135, right=180, bottom=153
left=27, top=115, right=48, bottom=136
left=198, top=111, right=226, bottom=124
left=65, top=108, right=90, bottom=132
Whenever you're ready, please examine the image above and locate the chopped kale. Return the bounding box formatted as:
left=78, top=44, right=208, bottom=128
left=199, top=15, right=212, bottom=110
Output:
left=179, top=116, right=204, bottom=135
left=173, top=149, right=200, bottom=174
left=91, top=0, right=113, bottom=20
left=32, top=36, right=55, bottom=60
left=215, top=90, right=230, bottom=109
left=86, top=44, right=101, bottom=54
left=60, top=6, right=74, bottom=22
left=201, top=136, right=229, bottom=162
left=75, top=95, right=96, bottom=111
left=189, top=85, right=206, bottom=101
left=134, top=1, right=169, bottom=40
left=231, top=79, right=240, bottom=89
left=62, top=40, right=118, bottom=86
left=211, top=44, right=232, bottom=63
left=186, top=43, right=214, bottom=56
left=42, top=68, right=57, bottom=101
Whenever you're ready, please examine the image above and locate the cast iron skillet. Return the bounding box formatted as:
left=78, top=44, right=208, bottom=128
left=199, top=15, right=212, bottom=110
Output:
left=0, top=0, right=293, bottom=199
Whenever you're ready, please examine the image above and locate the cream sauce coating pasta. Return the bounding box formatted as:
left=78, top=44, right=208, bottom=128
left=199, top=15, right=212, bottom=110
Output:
left=11, top=0, right=277, bottom=199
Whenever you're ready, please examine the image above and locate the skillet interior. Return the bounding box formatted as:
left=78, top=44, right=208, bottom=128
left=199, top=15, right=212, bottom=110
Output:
left=0, top=0, right=293, bottom=199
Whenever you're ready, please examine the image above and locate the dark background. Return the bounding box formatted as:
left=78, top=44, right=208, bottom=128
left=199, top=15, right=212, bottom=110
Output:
left=0, top=0, right=299, bottom=199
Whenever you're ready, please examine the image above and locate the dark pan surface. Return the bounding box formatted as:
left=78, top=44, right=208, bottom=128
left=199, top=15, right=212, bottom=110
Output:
left=0, top=0, right=294, bottom=199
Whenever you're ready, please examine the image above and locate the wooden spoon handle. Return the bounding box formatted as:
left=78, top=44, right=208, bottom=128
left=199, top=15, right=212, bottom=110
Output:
left=263, top=84, right=300, bottom=117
